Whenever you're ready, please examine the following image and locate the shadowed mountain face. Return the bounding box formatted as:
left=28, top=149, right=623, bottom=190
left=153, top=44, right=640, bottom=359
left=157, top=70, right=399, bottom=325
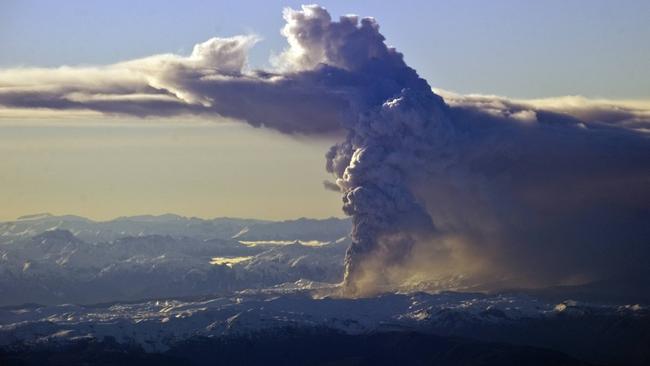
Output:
left=0, top=330, right=597, bottom=366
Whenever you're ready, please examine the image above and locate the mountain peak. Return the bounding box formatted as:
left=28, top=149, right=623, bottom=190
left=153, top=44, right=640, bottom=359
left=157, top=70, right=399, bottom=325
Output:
left=16, top=213, right=54, bottom=221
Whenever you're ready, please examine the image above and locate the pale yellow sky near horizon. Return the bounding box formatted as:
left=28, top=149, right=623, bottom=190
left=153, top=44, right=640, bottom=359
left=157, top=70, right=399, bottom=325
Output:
left=0, top=117, right=345, bottom=222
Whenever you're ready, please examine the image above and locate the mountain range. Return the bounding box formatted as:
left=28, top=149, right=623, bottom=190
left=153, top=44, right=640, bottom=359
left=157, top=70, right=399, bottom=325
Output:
left=0, top=214, right=351, bottom=305
left=1, top=214, right=648, bottom=365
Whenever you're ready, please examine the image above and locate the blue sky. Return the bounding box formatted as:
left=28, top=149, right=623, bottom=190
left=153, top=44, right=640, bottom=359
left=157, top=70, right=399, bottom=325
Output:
left=1, top=0, right=648, bottom=98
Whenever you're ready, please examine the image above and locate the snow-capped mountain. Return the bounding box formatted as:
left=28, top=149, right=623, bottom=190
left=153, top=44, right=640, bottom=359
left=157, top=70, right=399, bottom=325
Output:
left=1, top=214, right=648, bottom=365
left=0, top=213, right=351, bottom=244
left=0, top=287, right=647, bottom=365
left=0, top=289, right=548, bottom=350
left=0, top=215, right=351, bottom=306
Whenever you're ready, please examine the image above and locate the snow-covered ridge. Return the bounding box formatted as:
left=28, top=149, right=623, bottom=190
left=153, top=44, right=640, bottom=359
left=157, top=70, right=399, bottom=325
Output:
left=0, top=214, right=351, bottom=243
left=0, top=215, right=352, bottom=306
left=0, top=287, right=644, bottom=352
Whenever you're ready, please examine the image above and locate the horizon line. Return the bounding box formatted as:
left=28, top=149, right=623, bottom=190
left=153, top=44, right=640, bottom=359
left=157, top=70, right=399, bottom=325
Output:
left=5, top=212, right=349, bottom=224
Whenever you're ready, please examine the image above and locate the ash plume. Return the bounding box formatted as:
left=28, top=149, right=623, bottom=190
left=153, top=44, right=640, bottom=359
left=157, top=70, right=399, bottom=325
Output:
left=1, top=5, right=650, bottom=296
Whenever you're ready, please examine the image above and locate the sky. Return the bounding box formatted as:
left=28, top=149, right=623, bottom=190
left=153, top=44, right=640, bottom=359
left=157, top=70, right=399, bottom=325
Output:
left=1, top=0, right=649, bottom=221
left=0, top=119, right=339, bottom=221
left=2, top=0, right=649, bottom=98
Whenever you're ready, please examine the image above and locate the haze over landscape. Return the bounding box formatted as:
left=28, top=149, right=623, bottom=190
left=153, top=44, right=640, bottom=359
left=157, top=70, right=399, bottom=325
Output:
left=1, top=1, right=649, bottom=365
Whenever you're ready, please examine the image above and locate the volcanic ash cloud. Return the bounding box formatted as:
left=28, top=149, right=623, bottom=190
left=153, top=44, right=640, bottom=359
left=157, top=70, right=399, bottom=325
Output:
left=1, top=5, right=650, bottom=296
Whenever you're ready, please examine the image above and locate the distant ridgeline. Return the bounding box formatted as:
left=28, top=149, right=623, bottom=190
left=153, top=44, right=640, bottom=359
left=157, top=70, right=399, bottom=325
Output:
left=0, top=214, right=351, bottom=305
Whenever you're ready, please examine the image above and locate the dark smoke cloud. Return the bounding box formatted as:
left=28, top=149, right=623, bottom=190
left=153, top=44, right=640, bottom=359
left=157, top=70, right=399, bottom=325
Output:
left=0, top=34, right=351, bottom=134
left=1, top=5, right=649, bottom=296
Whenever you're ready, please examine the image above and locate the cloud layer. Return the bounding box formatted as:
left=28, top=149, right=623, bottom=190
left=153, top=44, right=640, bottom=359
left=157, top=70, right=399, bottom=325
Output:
left=0, top=31, right=350, bottom=134
left=1, top=5, right=650, bottom=296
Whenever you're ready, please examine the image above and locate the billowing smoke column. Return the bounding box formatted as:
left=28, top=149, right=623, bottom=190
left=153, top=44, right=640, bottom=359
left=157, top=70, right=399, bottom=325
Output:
left=1, top=5, right=650, bottom=296
left=279, top=6, right=456, bottom=293
left=279, top=6, right=650, bottom=295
